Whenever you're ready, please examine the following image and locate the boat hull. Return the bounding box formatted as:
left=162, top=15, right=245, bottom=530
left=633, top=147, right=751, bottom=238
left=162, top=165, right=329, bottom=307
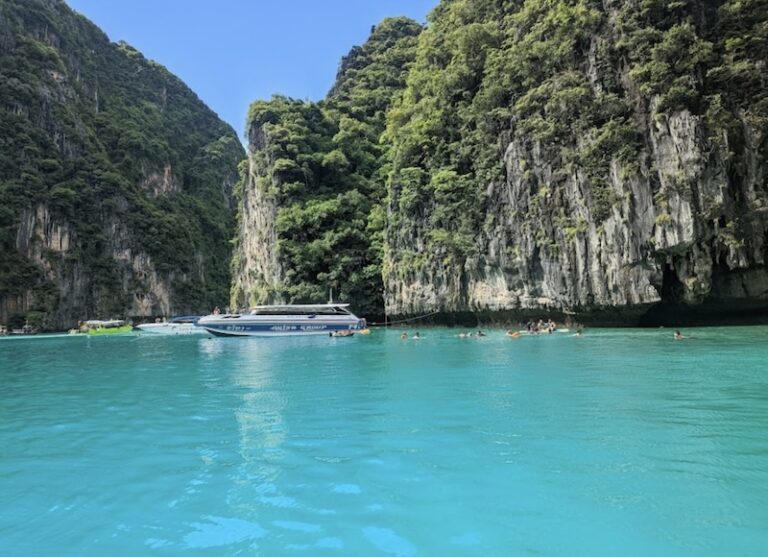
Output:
left=202, top=322, right=362, bottom=337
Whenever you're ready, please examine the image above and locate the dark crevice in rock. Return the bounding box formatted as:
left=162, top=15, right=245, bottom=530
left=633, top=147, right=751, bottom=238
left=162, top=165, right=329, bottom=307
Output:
left=660, top=262, right=686, bottom=304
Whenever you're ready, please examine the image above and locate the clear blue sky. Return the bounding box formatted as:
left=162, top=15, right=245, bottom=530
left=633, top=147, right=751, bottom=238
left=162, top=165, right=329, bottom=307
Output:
left=66, top=0, right=437, bottom=140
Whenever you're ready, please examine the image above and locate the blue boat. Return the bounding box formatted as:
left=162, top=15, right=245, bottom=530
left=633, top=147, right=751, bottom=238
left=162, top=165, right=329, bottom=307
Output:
left=197, top=304, right=366, bottom=337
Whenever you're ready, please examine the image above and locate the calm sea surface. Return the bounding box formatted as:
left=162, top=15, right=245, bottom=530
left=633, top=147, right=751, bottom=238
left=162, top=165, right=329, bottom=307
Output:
left=1, top=327, right=767, bottom=556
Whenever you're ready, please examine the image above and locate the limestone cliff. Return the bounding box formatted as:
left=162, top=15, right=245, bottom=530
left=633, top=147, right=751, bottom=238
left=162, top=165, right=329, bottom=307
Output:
left=230, top=124, right=283, bottom=308
left=385, top=0, right=768, bottom=324
left=231, top=18, right=421, bottom=317
left=0, top=0, right=243, bottom=330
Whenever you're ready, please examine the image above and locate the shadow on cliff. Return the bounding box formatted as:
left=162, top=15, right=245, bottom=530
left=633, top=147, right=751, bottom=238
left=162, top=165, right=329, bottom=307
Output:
left=637, top=262, right=768, bottom=326
left=638, top=300, right=768, bottom=327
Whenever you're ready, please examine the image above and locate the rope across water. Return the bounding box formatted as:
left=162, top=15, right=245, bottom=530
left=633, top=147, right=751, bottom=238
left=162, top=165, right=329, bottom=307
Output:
left=369, top=311, right=442, bottom=327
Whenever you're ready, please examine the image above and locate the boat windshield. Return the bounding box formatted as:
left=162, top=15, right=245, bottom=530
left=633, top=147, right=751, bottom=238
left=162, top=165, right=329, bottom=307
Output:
left=171, top=316, right=199, bottom=324
left=249, top=305, right=352, bottom=316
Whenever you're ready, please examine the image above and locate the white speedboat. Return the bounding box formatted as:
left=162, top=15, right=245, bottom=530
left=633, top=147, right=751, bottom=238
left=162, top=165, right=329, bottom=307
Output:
left=135, top=316, right=205, bottom=335
left=197, top=304, right=366, bottom=337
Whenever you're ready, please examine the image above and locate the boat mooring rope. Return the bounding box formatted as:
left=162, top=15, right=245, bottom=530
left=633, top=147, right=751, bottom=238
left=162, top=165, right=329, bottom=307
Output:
left=369, top=311, right=442, bottom=327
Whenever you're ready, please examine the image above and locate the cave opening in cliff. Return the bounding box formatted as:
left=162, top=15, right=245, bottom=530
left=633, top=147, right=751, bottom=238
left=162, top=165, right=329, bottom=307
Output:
left=660, top=263, right=685, bottom=304
left=639, top=262, right=686, bottom=326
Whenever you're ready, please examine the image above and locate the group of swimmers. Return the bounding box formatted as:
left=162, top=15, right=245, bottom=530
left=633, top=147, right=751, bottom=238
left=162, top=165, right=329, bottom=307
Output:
left=400, top=330, right=488, bottom=339
left=397, top=327, right=689, bottom=340
left=506, top=327, right=582, bottom=338
left=524, top=318, right=559, bottom=334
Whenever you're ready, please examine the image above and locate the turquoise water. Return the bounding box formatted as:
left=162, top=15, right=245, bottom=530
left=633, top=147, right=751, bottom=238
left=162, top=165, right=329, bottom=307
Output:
left=1, top=328, right=767, bottom=556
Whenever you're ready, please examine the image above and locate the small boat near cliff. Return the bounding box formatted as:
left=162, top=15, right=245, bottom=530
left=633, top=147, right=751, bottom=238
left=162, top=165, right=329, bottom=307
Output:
left=81, top=320, right=133, bottom=335
left=135, top=316, right=205, bottom=335
left=198, top=304, right=366, bottom=337
left=7, top=325, right=37, bottom=336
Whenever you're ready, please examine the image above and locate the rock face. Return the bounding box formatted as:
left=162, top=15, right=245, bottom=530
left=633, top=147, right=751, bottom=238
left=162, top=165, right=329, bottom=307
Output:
left=0, top=0, right=243, bottom=330
left=230, top=125, right=283, bottom=308
left=449, top=108, right=767, bottom=324
left=384, top=0, right=768, bottom=324
left=231, top=18, right=421, bottom=318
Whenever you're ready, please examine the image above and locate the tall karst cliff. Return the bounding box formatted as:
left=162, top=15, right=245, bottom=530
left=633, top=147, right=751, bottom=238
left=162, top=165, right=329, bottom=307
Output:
left=231, top=18, right=421, bottom=318
left=385, top=0, right=768, bottom=324
left=0, top=0, right=244, bottom=330
left=235, top=0, right=767, bottom=325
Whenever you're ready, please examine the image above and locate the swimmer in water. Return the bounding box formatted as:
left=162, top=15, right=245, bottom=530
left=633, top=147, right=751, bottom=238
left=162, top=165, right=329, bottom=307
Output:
left=674, top=330, right=686, bottom=340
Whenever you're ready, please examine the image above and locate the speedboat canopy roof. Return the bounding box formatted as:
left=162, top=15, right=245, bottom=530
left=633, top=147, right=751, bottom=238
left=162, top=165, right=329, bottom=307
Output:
left=250, top=304, right=349, bottom=310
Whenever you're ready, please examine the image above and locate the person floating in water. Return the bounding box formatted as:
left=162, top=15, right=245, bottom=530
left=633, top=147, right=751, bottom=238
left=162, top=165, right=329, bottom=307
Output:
left=475, top=330, right=486, bottom=337
left=506, top=330, right=521, bottom=338
left=413, top=332, right=422, bottom=340
left=674, top=330, right=687, bottom=340
left=400, top=332, right=408, bottom=340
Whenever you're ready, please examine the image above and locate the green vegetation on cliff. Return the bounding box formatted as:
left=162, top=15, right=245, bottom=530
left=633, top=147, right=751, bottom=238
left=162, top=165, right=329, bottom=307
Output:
left=0, top=0, right=243, bottom=328
left=385, top=0, right=648, bottom=268
left=234, top=17, right=421, bottom=317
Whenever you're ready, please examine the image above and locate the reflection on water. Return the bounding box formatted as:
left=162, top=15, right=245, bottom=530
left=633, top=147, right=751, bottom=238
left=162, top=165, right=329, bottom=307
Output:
left=227, top=340, right=288, bottom=512
left=197, top=336, right=223, bottom=359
